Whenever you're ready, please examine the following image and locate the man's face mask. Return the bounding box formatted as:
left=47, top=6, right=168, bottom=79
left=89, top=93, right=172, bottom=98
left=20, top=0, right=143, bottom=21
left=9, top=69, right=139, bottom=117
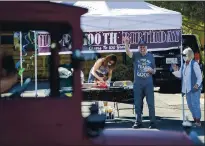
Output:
left=108, top=61, right=114, bottom=67
left=182, top=54, right=188, bottom=62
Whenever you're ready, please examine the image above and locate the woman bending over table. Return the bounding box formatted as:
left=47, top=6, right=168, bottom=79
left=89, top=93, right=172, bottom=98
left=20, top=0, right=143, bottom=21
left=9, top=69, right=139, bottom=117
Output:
left=88, top=54, right=117, bottom=107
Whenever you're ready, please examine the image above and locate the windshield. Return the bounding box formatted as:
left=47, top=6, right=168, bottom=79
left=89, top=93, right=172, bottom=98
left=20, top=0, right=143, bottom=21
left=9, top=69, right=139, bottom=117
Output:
left=148, top=35, right=200, bottom=55
left=0, top=27, right=101, bottom=99
left=0, top=28, right=76, bottom=98
left=151, top=48, right=181, bottom=55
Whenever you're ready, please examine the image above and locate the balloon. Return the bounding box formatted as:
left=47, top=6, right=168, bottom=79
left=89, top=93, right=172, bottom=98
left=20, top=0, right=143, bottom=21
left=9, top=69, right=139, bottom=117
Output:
left=15, top=31, right=36, bottom=77
left=22, top=45, right=28, bottom=56
left=15, top=60, right=25, bottom=69
left=65, top=92, right=72, bottom=97
left=18, top=68, right=25, bottom=76
left=15, top=61, right=21, bottom=69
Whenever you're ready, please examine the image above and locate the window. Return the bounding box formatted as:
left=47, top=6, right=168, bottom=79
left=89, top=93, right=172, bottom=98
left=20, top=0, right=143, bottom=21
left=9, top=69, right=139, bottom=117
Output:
left=1, top=35, right=14, bottom=44
left=0, top=22, right=79, bottom=99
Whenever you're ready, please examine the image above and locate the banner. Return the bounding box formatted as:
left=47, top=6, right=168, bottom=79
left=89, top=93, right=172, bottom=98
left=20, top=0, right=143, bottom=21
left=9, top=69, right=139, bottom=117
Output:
left=83, top=29, right=182, bottom=52
left=14, top=29, right=182, bottom=55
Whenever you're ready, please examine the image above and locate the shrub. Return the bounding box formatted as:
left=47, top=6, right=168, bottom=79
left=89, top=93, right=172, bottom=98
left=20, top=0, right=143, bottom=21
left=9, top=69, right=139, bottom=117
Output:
left=112, top=63, right=134, bottom=81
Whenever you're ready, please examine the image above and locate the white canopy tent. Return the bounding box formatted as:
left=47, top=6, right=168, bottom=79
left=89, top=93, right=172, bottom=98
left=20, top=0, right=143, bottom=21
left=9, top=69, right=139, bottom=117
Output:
left=70, top=1, right=186, bottom=125
left=72, top=1, right=182, bottom=31
left=49, top=1, right=183, bottom=52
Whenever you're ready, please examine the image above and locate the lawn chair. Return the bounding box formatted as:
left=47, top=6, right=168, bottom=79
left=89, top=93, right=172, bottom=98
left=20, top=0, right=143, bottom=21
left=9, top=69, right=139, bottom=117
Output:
left=112, top=81, right=134, bottom=117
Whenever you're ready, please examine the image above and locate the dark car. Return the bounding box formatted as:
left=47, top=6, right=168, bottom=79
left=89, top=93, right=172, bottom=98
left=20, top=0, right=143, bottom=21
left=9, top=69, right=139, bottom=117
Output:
left=152, top=34, right=204, bottom=92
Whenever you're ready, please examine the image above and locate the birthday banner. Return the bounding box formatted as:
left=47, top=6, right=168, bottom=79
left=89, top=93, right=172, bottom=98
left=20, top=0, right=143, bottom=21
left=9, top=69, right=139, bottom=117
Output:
left=82, top=29, right=181, bottom=52
left=14, top=29, right=182, bottom=55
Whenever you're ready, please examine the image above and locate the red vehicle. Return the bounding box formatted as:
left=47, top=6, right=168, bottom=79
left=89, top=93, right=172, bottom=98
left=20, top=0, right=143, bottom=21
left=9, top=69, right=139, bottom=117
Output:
left=0, top=1, right=202, bottom=146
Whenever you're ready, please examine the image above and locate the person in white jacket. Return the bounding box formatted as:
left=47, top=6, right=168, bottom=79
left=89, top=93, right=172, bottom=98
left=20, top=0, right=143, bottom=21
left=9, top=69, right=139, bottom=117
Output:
left=172, top=47, right=202, bottom=127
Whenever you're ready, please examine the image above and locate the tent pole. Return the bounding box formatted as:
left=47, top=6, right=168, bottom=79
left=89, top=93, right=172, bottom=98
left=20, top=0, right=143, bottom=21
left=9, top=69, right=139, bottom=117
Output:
left=34, top=31, right=38, bottom=97
left=180, top=28, right=185, bottom=123
left=19, top=32, right=23, bottom=86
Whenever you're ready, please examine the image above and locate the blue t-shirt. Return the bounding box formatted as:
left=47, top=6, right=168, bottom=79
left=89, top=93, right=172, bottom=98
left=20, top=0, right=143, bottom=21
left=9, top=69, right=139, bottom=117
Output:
left=133, top=52, right=156, bottom=84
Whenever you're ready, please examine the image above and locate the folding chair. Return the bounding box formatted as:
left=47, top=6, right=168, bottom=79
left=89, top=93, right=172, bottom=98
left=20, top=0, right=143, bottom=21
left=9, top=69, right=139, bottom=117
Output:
left=112, top=81, right=135, bottom=117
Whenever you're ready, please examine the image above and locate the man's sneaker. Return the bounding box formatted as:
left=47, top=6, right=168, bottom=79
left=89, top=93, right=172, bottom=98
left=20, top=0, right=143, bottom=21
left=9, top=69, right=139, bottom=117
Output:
left=194, top=122, right=201, bottom=127
left=149, top=123, right=157, bottom=129
left=132, top=121, right=144, bottom=129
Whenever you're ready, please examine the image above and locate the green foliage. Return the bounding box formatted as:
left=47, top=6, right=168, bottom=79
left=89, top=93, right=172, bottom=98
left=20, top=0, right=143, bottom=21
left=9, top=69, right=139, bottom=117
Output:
left=148, top=1, right=205, bottom=22
left=148, top=1, right=205, bottom=66
left=148, top=1, right=205, bottom=44
left=112, top=63, right=134, bottom=81
left=202, top=51, right=204, bottom=64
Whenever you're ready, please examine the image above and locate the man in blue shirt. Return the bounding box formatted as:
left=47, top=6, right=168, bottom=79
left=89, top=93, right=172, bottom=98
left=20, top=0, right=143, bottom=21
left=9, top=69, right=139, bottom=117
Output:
left=125, top=37, right=156, bottom=129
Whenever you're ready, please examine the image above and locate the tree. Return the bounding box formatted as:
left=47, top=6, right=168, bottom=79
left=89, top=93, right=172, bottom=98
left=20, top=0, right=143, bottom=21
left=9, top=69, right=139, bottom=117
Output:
left=148, top=1, right=204, bottom=48
left=148, top=1, right=205, bottom=22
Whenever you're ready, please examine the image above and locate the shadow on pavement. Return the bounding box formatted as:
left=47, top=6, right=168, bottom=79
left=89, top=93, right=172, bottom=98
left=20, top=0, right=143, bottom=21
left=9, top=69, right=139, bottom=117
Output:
left=9, top=80, right=49, bottom=92
left=105, top=116, right=205, bottom=137
left=156, top=89, right=181, bottom=94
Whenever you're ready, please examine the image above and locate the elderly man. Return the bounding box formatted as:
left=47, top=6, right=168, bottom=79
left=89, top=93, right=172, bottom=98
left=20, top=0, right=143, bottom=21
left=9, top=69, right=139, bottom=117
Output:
left=172, top=47, right=202, bottom=127
left=124, top=37, right=156, bottom=129
left=0, top=49, right=18, bottom=94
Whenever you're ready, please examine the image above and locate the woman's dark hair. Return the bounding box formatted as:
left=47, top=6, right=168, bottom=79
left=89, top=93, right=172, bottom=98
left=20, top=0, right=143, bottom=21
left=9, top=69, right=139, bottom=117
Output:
left=102, top=54, right=117, bottom=69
